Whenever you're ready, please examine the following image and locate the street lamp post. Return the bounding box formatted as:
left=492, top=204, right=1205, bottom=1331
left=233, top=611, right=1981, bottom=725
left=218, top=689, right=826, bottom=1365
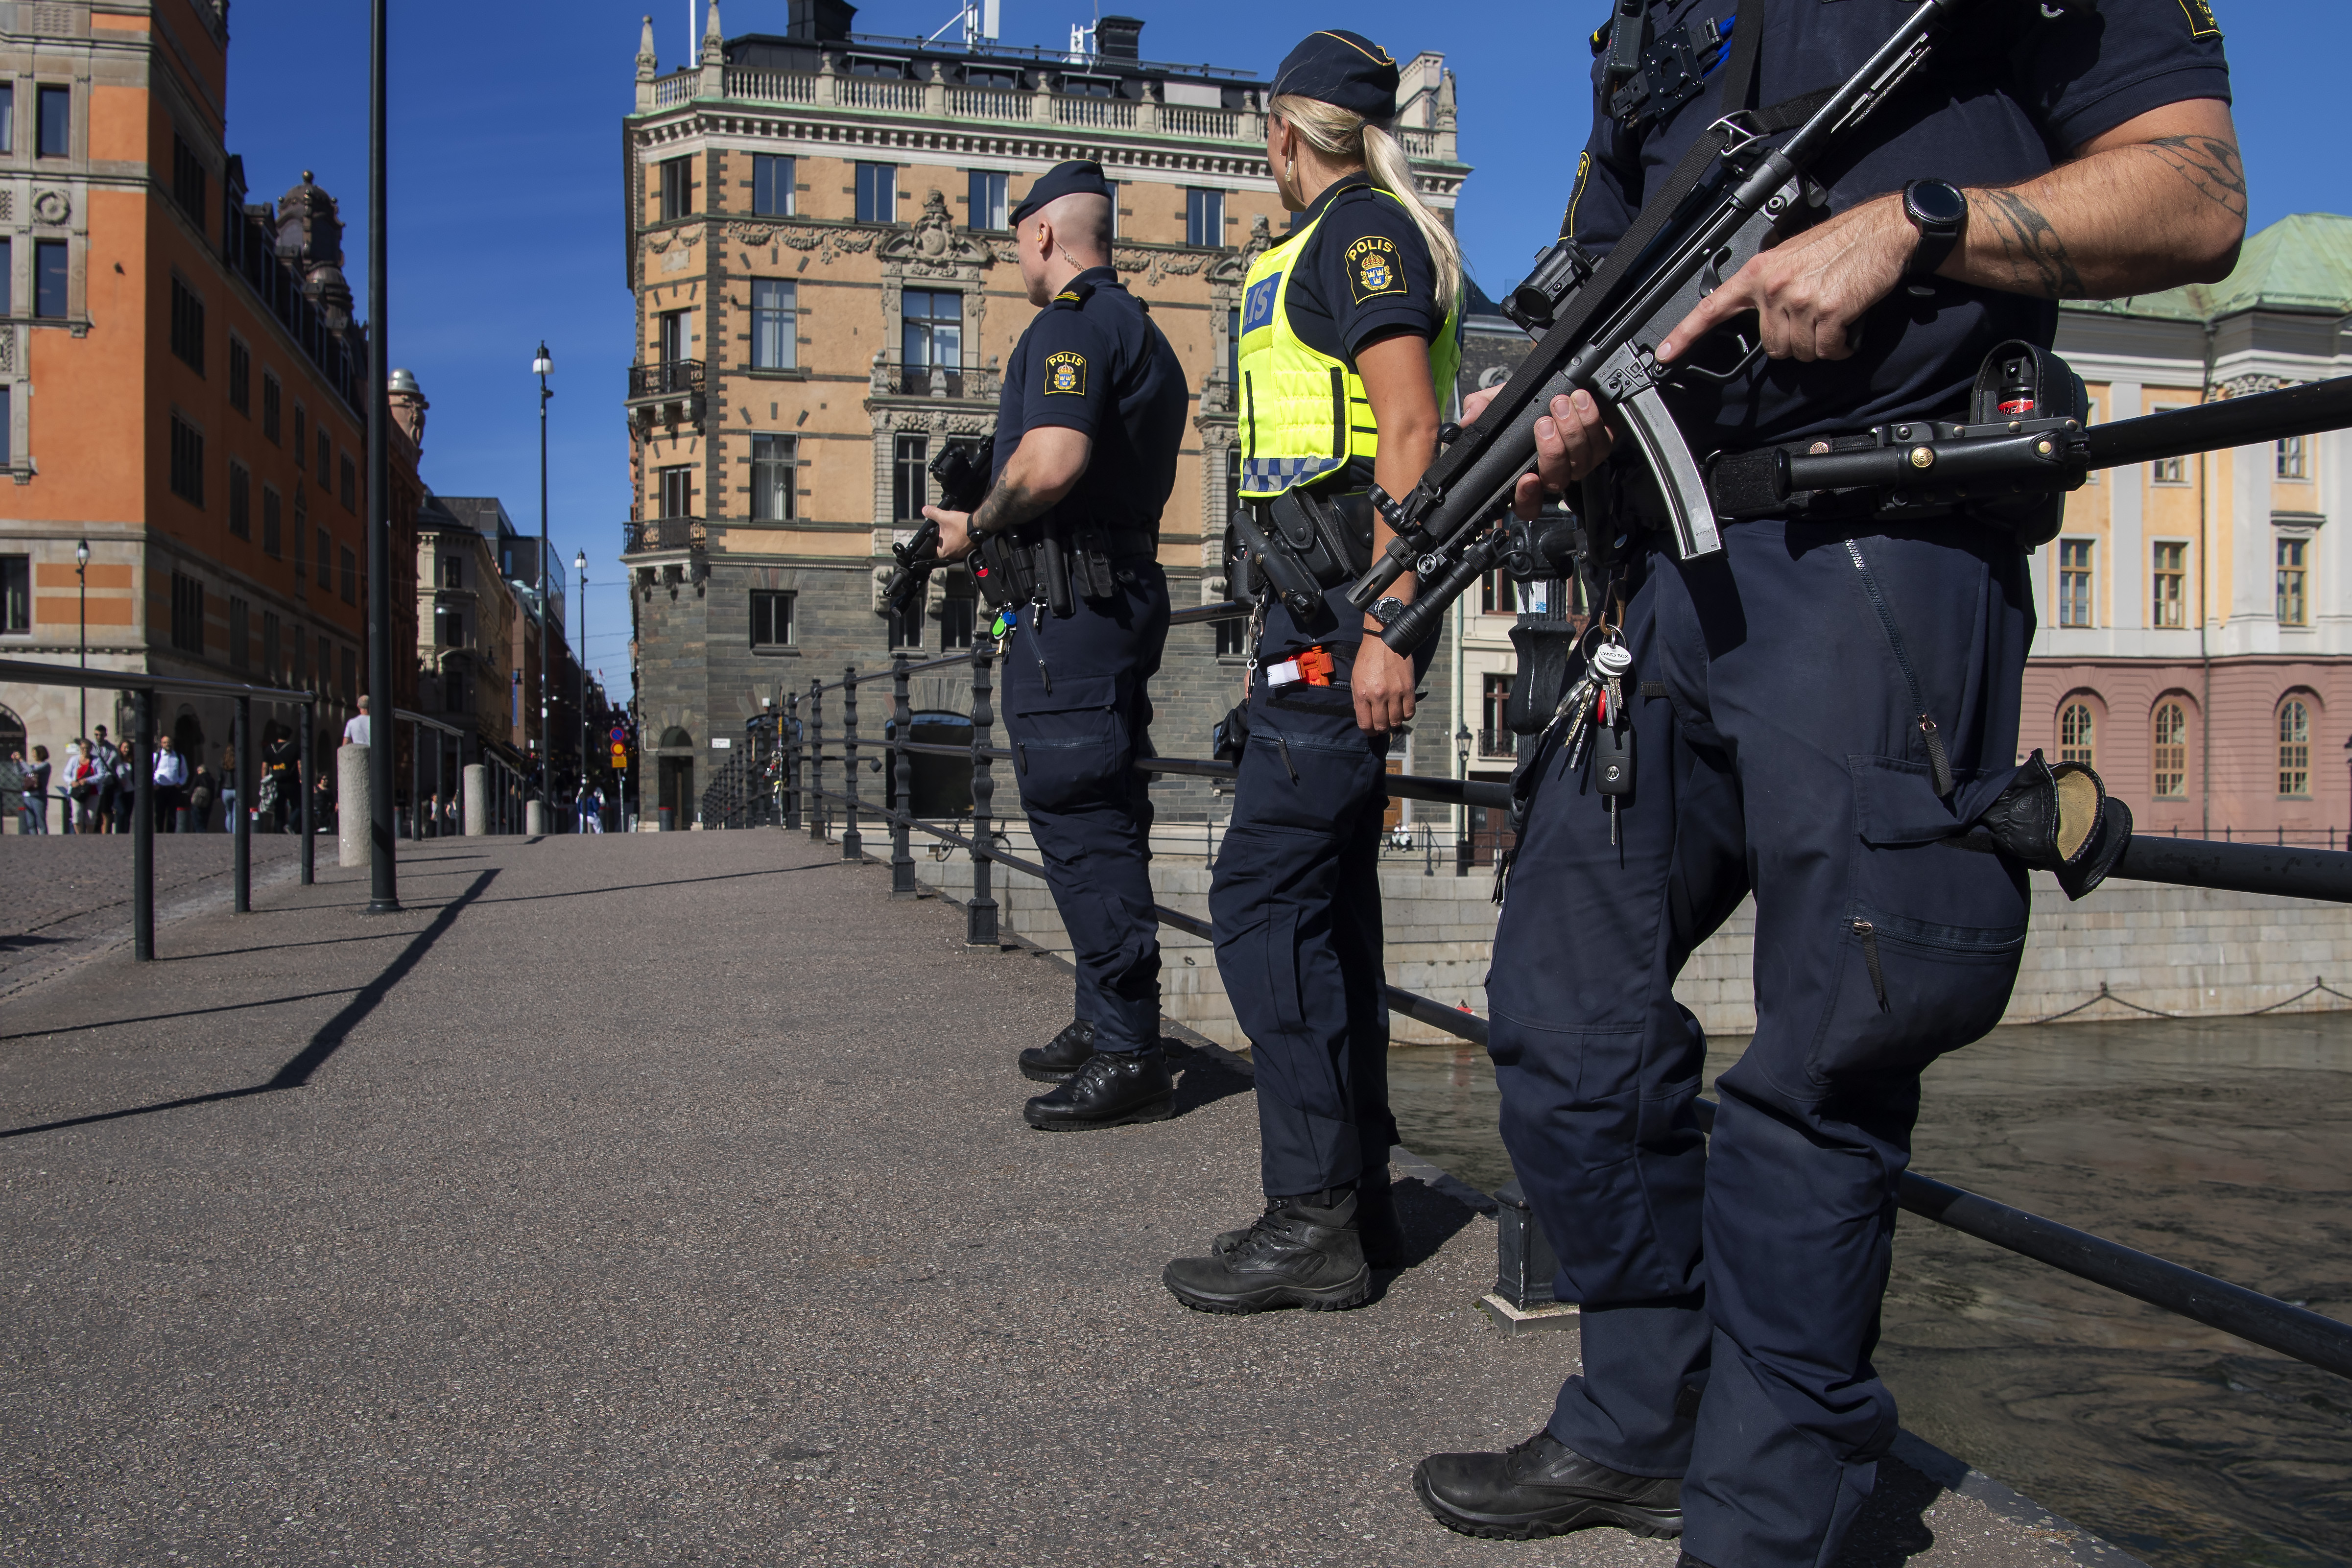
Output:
left=574, top=548, right=587, bottom=829
left=73, top=538, right=89, bottom=737
left=362, top=0, right=399, bottom=912
left=533, top=341, right=553, bottom=814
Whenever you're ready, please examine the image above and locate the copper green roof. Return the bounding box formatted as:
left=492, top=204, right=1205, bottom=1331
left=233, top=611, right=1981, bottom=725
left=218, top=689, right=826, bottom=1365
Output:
left=2067, top=212, right=2352, bottom=323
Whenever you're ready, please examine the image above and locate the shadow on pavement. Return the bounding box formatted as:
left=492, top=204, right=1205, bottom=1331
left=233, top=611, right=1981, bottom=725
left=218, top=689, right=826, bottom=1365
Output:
left=0, top=868, right=498, bottom=1140
left=474, top=859, right=853, bottom=906
left=1167, top=1039, right=1254, bottom=1118
left=0, top=986, right=362, bottom=1044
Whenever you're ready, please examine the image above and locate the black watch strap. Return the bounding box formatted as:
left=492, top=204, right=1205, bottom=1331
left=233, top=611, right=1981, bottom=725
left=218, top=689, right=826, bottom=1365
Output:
left=1901, top=178, right=1967, bottom=281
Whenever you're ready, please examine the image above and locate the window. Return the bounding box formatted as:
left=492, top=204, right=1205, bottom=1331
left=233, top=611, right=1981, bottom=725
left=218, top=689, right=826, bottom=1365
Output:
left=0, top=84, right=12, bottom=155
left=0, top=238, right=10, bottom=314
left=2151, top=541, right=2185, bottom=628
left=2279, top=700, right=2312, bottom=796
left=2059, top=701, right=2094, bottom=768
left=227, top=596, right=249, bottom=670
left=657, top=309, right=690, bottom=363
left=228, top=337, right=250, bottom=413
left=855, top=162, right=897, bottom=223
left=750, top=433, right=796, bottom=521
left=1227, top=305, right=1240, bottom=396
left=340, top=451, right=355, bottom=511
left=658, top=156, right=692, bottom=220
left=169, top=572, right=204, bottom=655
left=968, top=169, right=1008, bottom=230
left=2150, top=405, right=2186, bottom=482
left=900, top=290, right=962, bottom=396
left=1215, top=524, right=1248, bottom=656
left=752, top=154, right=794, bottom=216
left=171, top=134, right=206, bottom=231
left=750, top=279, right=796, bottom=370
left=2278, top=435, right=2308, bottom=480
left=1186, top=188, right=1224, bottom=248
left=35, top=85, right=67, bottom=160
left=293, top=404, right=306, bottom=466
left=33, top=239, right=66, bottom=318
left=316, top=526, right=332, bottom=588
left=750, top=590, right=794, bottom=648
left=2278, top=536, right=2309, bottom=626
left=0, top=555, right=26, bottom=634
left=261, top=612, right=280, bottom=681
left=2153, top=702, right=2187, bottom=798
left=1107, top=178, right=1122, bottom=239
left=262, top=485, right=282, bottom=557
left=262, top=373, right=282, bottom=442
left=228, top=461, right=250, bottom=540
left=1483, top=674, right=1515, bottom=756
left=434, top=606, right=463, bottom=647
left=2057, top=538, right=2093, bottom=627
left=438, top=554, right=463, bottom=588
left=339, top=544, right=356, bottom=605
left=1481, top=571, right=1520, bottom=617
left=2082, top=398, right=2099, bottom=482
left=169, top=275, right=204, bottom=372
left=657, top=465, right=693, bottom=517
left=292, top=494, right=307, bottom=590
left=893, top=435, right=929, bottom=523
left=168, top=414, right=203, bottom=505
left=939, top=580, right=975, bottom=649
left=340, top=646, right=356, bottom=702
left=316, top=428, right=330, bottom=485
left=0, top=384, right=10, bottom=468
left=887, top=590, right=923, bottom=649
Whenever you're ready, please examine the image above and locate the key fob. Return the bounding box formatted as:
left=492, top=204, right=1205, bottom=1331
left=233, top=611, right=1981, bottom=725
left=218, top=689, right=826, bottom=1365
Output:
left=1594, top=724, right=1635, bottom=796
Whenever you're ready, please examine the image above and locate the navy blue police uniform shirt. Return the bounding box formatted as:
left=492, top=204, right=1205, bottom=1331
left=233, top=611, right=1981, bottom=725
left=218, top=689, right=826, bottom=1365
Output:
left=1263, top=173, right=1451, bottom=658
left=1562, top=0, right=2231, bottom=453
left=992, top=265, right=1188, bottom=533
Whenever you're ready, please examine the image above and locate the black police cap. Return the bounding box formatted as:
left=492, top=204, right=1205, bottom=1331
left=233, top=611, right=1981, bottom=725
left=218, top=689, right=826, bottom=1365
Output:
left=1269, top=29, right=1400, bottom=122
left=1011, top=160, right=1113, bottom=228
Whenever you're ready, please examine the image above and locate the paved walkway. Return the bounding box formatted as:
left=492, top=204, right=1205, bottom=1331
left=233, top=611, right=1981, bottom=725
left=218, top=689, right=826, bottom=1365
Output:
left=0, top=832, right=2133, bottom=1566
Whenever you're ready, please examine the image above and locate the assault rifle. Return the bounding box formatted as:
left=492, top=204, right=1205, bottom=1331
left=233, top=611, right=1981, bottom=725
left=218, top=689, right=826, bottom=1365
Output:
left=1347, top=0, right=2352, bottom=657
left=881, top=435, right=995, bottom=612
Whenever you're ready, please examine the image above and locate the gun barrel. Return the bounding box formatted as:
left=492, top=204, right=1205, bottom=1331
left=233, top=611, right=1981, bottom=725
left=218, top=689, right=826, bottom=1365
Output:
left=2082, top=376, right=2352, bottom=473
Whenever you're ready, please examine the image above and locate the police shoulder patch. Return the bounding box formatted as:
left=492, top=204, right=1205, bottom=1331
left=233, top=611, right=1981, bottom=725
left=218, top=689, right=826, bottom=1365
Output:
left=1044, top=350, right=1087, bottom=397
left=1346, top=234, right=1405, bottom=306
left=2177, top=0, right=2219, bottom=38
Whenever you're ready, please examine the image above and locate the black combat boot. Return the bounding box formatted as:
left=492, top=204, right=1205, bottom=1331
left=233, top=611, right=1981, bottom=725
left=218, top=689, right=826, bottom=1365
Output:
left=1213, top=1177, right=1404, bottom=1269
left=1018, top=1019, right=1095, bottom=1084
left=1022, top=1046, right=1175, bottom=1131
left=1413, top=1429, right=1682, bottom=1541
left=1164, top=1189, right=1370, bottom=1312
left=1677, top=1555, right=1717, bottom=1568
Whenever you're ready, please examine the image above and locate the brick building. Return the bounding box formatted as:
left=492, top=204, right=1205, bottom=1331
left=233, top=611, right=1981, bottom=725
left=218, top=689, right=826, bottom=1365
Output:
left=0, top=0, right=420, bottom=793
left=617, top=0, right=1466, bottom=825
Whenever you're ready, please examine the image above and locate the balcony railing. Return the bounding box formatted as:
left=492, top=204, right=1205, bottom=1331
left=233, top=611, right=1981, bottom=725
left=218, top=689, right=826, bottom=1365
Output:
left=872, top=357, right=997, bottom=402
left=624, top=517, right=707, bottom=554
left=629, top=359, right=706, bottom=400
left=1053, top=94, right=1137, bottom=130
left=1478, top=727, right=1517, bottom=760
left=895, top=365, right=965, bottom=399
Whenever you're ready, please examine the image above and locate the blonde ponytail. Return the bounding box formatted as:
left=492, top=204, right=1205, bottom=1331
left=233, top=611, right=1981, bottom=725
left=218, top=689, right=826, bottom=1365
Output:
left=1270, top=93, right=1463, bottom=318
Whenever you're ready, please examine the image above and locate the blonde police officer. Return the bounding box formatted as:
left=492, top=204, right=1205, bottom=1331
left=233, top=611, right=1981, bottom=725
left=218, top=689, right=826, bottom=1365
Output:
left=1161, top=29, right=1463, bottom=1313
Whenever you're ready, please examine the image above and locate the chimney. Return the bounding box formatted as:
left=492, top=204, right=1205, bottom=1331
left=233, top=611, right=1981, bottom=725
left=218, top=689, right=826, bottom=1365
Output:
left=1096, top=15, right=1143, bottom=60
left=786, top=0, right=856, bottom=42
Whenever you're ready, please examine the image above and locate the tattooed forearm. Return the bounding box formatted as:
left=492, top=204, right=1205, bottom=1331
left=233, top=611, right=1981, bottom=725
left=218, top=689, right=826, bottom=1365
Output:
left=1973, top=187, right=2089, bottom=300
left=2141, top=133, right=2248, bottom=219
left=970, top=478, right=1047, bottom=539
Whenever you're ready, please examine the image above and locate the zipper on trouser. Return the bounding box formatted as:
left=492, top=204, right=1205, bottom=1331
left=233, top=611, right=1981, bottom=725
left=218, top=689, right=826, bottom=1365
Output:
left=1844, top=540, right=1955, bottom=798
left=1853, top=919, right=1890, bottom=1011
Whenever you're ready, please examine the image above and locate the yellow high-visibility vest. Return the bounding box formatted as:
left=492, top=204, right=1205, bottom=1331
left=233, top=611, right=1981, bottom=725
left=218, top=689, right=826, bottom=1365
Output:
left=1238, top=187, right=1461, bottom=499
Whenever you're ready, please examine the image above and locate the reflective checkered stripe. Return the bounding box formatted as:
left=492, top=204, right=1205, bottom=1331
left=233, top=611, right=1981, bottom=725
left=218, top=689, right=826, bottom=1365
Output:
left=1237, top=190, right=1460, bottom=502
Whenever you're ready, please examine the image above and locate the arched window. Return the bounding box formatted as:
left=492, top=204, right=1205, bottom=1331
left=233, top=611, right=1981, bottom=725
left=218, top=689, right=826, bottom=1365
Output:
left=2059, top=702, right=2094, bottom=767
left=2152, top=703, right=2187, bottom=797
left=2278, top=700, right=2311, bottom=797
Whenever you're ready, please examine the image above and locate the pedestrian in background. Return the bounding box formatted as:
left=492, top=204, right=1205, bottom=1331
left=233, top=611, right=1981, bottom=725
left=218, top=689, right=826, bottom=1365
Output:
left=90, top=725, right=120, bottom=833
left=152, top=734, right=188, bottom=831
left=63, top=739, right=96, bottom=833
left=263, top=726, right=298, bottom=832
left=343, top=695, right=371, bottom=748
left=219, top=741, right=238, bottom=832
left=187, top=752, right=218, bottom=833
left=14, top=745, right=50, bottom=833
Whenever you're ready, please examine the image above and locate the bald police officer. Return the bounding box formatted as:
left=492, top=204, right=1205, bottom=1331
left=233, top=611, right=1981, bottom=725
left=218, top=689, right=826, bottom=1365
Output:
left=1409, top=4, right=2240, bottom=1566
left=924, top=160, right=1190, bottom=1131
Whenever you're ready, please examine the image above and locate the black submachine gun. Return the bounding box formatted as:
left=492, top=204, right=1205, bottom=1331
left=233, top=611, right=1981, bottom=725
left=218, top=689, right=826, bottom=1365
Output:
left=880, top=434, right=995, bottom=613
left=1346, top=0, right=2352, bottom=657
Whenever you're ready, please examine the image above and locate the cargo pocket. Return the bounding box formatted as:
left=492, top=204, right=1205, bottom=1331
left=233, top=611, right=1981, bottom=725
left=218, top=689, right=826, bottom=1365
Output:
left=1810, top=756, right=2029, bottom=1083
left=1008, top=674, right=1128, bottom=814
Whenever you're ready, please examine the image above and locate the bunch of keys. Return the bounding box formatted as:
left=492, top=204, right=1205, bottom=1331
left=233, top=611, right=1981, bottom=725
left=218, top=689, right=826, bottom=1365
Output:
left=1546, top=631, right=1636, bottom=845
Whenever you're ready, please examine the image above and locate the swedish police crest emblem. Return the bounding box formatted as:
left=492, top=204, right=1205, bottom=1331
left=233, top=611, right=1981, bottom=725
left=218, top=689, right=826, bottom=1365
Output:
left=1347, top=235, right=1404, bottom=306
left=1044, top=350, right=1087, bottom=396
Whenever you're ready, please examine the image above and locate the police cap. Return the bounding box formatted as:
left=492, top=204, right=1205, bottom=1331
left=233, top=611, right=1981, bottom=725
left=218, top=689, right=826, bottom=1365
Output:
left=1269, top=29, right=1400, bottom=121
left=1011, top=159, right=1114, bottom=228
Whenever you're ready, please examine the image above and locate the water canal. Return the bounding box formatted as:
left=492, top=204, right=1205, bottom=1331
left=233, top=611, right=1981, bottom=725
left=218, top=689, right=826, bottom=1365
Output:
left=1384, top=1010, right=2352, bottom=1568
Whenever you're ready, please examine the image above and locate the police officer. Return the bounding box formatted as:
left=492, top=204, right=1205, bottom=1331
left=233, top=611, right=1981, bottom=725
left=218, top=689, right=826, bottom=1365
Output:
left=923, top=159, right=1190, bottom=1132
left=1158, top=30, right=1461, bottom=1314
left=1409, top=3, right=2239, bottom=1565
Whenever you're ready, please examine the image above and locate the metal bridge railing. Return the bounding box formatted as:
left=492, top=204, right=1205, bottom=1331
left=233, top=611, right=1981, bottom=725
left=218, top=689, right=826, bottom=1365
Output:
left=710, top=607, right=2352, bottom=1384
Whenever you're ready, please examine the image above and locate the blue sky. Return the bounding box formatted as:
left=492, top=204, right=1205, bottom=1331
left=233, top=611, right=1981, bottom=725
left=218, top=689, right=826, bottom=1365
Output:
left=223, top=0, right=2345, bottom=699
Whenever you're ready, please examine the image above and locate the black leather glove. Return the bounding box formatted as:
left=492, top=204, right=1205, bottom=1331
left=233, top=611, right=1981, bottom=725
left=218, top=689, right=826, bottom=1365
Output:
left=1973, top=749, right=2132, bottom=900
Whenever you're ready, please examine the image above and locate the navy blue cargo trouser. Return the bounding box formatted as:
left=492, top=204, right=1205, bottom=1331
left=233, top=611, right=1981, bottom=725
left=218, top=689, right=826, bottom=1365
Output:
left=999, top=562, right=1171, bottom=1054
left=1209, top=648, right=1403, bottom=1198
left=1487, top=520, right=2034, bottom=1568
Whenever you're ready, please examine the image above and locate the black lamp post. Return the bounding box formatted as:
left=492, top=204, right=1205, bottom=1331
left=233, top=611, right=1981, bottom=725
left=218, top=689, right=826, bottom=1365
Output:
left=574, top=547, right=587, bottom=823
left=533, top=341, right=553, bottom=809
left=1456, top=721, right=1474, bottom=877
left=73, top=537, right=88, bottom=737
left=362, top=0, right=399, bottom=912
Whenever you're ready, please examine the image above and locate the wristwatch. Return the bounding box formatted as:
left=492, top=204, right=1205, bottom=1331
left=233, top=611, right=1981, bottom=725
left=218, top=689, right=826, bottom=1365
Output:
left=1367, top=595, right=1408, bottom=629
left=1901, top=178, right=1968, bottom=281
